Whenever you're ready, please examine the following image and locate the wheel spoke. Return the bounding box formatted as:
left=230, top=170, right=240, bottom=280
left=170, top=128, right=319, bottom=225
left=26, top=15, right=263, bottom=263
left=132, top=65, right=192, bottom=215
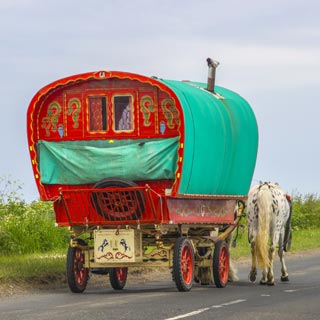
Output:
left=181, top=247, right=192, bottom=284
left=219, top=248, right=229, bottom=282
left=116, top=268, right=126, bottom=282
left=74, top=248, right=87, bottom=284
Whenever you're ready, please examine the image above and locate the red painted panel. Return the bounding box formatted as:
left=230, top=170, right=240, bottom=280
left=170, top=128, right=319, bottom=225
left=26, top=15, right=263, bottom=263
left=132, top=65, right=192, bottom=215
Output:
left=54, top=185, right=164, bottom=227
left=166, top=198, right=236, bottom=224
left=65, top=92, right=83, bottom=138
left=37, top=95, right=64, bottom=140
left=27, top=71, right=185, bottom=201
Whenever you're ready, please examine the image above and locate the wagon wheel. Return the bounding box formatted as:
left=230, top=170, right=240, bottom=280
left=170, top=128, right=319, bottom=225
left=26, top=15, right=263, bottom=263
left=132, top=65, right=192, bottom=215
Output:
left=109, top=267, right=128, bottom=290
left=66, top=240, right=89, bottom=293
left=213, top=240, right=229, bottom=288
left=173, top=237, right=195, bottom=292
left=91, top=178, right=145, bottom=220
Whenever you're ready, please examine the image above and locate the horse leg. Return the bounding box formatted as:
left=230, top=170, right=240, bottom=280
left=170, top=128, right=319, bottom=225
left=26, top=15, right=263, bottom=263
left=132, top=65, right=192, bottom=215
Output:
left=249, top=238, right=257, bottom=283
left=259, top=245, right=268, bottom=285
left=224, top=232, right=239, bottom=282
left=256, top=237, right=268, bottom=285
left=278, top=234, right=289, bottom=281
left=260, top=269, right=268, bottom=285
left=267, top=243, right=276, bottom=285
left=229, top=259, right=239, bottom=282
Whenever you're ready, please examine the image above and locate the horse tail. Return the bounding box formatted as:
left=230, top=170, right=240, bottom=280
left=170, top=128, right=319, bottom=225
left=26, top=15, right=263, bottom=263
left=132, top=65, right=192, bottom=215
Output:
left=255, top=185, right=272, bottom=269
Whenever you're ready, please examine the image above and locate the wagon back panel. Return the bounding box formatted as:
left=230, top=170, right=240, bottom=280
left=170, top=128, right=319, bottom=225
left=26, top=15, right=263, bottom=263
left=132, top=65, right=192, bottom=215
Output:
left=27, top=72, right=184, bottom=203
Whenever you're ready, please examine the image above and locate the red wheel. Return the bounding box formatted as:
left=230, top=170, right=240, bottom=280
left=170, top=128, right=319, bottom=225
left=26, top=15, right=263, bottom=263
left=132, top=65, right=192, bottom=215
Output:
left=109, top=267, right=128, bottom=290
left=66, top=244, right=89, bottom=293
left=213, top=240, right=229, bottom=288
left=173, top=237, right=194, bottom=292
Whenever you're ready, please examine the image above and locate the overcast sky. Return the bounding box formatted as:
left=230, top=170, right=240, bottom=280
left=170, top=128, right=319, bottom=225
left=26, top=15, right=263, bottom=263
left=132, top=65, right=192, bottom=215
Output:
left=1, top=0, right=319, bottom=202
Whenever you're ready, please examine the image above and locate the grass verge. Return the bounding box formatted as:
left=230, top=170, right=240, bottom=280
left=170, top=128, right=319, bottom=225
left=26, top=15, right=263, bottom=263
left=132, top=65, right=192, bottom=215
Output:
left=230, top=227, right=320, bottom=259
left=0, top=253, right=66, bottom=283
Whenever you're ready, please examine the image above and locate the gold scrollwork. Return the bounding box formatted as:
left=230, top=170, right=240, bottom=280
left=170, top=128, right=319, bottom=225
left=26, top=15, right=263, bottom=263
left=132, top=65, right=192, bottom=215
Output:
left=67, top=98, right=81, bottom=128
left=140, top=95, right=154, bottom=126
left=161, top=98, right=179, bottom=129
left=41, top=102, right=62, bottom=136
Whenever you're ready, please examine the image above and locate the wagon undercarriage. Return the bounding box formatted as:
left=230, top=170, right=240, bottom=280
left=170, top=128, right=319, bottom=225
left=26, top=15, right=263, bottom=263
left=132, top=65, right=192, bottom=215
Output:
left=63, top=189, right=244, bottom=292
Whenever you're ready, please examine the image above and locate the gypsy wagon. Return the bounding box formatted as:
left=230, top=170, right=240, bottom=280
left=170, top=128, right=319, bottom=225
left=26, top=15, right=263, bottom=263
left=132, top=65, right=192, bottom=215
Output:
left=27, top=60, right=258, bottom=292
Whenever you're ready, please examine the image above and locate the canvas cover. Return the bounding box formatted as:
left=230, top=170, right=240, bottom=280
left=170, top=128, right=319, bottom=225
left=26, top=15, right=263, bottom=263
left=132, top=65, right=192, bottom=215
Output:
left=159, top=80, right=258, bottom=196
left=38, top=137, right=179, bottom=184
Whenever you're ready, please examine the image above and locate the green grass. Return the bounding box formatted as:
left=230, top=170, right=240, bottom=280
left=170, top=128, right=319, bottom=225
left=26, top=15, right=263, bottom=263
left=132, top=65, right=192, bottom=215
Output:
left=287, top=228, right=320, bottom=251
left=231, top=227, right=320, bottom=259
left=1, top=228, right=320, bottom=284
left=229, top=227, right=251, bottom=259
left=0, top=252, right=66, bottom=282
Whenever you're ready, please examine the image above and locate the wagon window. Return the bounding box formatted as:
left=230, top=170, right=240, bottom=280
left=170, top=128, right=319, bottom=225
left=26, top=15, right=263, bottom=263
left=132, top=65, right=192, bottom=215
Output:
left=113, top=96, right=133, bottom=131
left=88, top=96, right=107, bottom=132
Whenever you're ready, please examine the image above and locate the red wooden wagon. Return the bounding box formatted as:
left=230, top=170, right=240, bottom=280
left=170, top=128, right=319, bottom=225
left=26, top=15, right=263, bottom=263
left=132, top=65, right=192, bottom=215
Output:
left=27, top=59, right=258, bottom=292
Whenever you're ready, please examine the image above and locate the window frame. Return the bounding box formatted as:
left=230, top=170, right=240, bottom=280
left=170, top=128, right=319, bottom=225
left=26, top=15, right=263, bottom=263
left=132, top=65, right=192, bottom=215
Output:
left=87, top=95, right=108, bottom=133
left=112, top=94, right=135, bottom=133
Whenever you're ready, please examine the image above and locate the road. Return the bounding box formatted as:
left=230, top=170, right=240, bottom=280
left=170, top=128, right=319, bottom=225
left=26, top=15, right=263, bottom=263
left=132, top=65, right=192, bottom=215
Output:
left=1, top=251, right=320, bottom=320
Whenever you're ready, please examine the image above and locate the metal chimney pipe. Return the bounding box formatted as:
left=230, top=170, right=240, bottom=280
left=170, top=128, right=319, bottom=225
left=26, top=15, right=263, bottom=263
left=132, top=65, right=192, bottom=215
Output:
left=206, top=58, right=220, bottom=93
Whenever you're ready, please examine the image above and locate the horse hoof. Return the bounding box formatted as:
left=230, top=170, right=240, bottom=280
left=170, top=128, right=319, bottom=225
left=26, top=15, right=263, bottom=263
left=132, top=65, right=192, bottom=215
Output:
left=249, top=274, right=256, bottom=283
left=259, top=280, right=267, bottom=285
left=267, top=282, right=275, bottom=286
left=281, top=275, right=289, bottom=282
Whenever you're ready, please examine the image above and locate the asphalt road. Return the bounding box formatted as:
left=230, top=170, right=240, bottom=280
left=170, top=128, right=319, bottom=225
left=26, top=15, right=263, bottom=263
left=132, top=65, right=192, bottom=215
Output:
left=1, top=252, right=320, bottom=320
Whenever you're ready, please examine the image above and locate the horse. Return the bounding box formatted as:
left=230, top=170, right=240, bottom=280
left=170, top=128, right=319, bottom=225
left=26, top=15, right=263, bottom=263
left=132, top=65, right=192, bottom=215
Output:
left=247, top=182, right=292, bottom=285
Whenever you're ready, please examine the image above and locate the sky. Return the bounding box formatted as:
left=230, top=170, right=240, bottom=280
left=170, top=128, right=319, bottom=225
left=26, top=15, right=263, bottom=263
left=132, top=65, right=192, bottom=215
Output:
left=0, top=0, right=319, bottom=202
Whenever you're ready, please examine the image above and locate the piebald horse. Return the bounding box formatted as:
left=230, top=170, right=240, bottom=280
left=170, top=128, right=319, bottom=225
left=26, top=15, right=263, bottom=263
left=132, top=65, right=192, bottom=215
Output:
left=247, top=182, right=292, bottom=285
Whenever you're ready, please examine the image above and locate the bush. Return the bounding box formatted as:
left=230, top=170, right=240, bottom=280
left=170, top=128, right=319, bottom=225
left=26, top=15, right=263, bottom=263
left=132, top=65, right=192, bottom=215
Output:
left=291, top=193, right=320, bottom=230
left=0, top=200, right=70, bottom=254
left=0, top=178, right=70, bottom=254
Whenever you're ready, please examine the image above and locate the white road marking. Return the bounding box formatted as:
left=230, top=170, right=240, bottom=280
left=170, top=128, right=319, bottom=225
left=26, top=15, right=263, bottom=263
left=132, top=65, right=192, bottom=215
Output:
left=284, top=285, right=320, bottom=293
left=164, top=299, right=246, bottom=320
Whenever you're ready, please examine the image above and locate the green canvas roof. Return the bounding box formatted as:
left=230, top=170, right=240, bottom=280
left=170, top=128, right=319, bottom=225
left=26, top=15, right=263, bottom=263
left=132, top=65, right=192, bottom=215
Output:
left=159, top=79, right=258, bottom=196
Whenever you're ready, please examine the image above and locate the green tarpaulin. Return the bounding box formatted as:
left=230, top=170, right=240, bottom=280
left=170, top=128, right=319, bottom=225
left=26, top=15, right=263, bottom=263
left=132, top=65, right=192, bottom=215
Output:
left=38, top=137, right=179, bottom=184
left=159, top=80, right=258, bottom=196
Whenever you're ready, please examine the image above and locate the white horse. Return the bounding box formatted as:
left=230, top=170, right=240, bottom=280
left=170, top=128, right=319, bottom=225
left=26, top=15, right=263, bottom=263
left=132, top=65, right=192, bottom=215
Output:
left=247, top=182, right=292, bottom=285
